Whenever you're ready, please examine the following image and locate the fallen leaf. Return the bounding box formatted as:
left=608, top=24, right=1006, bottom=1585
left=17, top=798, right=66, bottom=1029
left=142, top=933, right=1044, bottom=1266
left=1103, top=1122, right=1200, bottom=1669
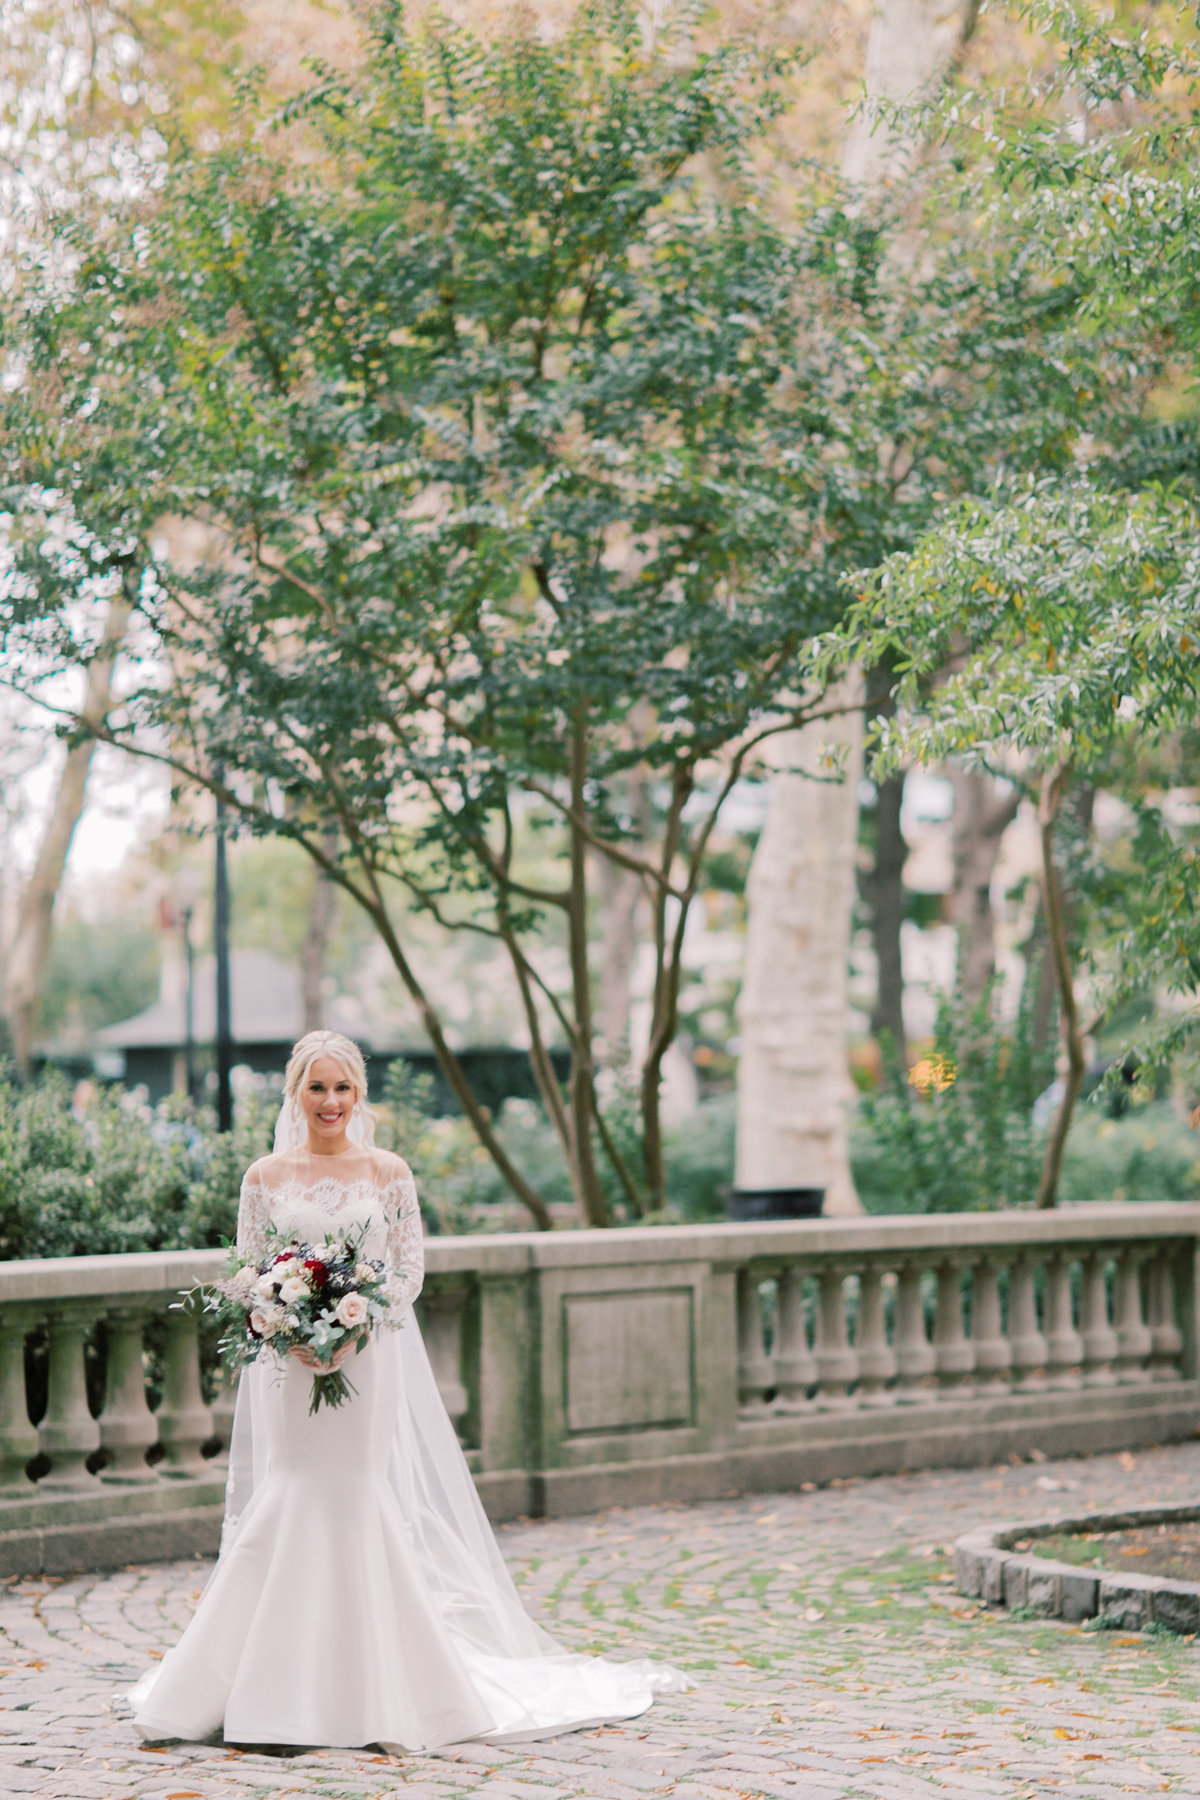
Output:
left=1120, top=1546, right=1151, bottom=1556
left=1053, top=1729, right=1080, bottom=1740
left=1119, top=1451, right=1137, bottom=1471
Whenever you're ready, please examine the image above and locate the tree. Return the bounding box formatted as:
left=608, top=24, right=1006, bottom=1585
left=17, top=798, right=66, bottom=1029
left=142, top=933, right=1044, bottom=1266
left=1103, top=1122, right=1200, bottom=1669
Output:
left=832, top=6, right=1200, bottom=1205
left=0, top=0, right=1166, bottom=1227
left=837, top=482, right=1200, bottom=1204
left=5, top=588, right=132, bottom=1074
left=735, top=0, right=981, bottom=1209
left=2, top=3, right=875, bottom=1226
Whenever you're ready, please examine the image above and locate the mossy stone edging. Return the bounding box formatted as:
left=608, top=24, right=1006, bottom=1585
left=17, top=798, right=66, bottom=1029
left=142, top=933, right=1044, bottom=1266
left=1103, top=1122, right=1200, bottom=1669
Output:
left=954, top=1501, right=1200, bottom=1633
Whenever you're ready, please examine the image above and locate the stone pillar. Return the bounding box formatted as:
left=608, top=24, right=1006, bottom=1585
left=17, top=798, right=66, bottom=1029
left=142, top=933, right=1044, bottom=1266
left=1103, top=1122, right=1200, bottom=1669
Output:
left=855, top=1267, right=896, bottom=1405
left=156, top=1306, right=213, bottom=1476
left=736, top=1269, right=773, bottom=1413
left=98, top=1305, right=159, bottom=1483
left=933, top=1262, right=975, bottom=1393
left=894, top=1264, right=935, bottom=1402
left=773, top=1268, right=816, bottom=1412
left=38, top=1305, right=101, bottom=1490
left=1008, top=1258, right=1047, bottom=1392
left=814, top=1268, right=857, bottom=1409
left=0, top=1309, right=38, bottom=1490
left=971, top=1261, right=1011, bottom=1392
left=1080, top=1252, right=1118, bottom=1386
left=1112, top=1249, right=1152, bottom=1383
left=1146, top=1250, right=1183, bottom=1382
left=1043, top=1255, right=1084, bottom=1390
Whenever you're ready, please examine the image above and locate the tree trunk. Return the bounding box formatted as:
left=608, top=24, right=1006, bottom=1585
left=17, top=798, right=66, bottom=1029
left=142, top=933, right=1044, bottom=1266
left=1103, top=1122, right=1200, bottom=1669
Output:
left=734, top=0, right=980, bottom=1216
left=862, top=770, right=907, bottom=1056
left=595, top=856, right=644, bottom=1069
left=735, top=690, right=865, bottom=1214
left=6, top=592, right=132, bottom=1077
left=948, top=767, right=1020, bottom=1010
left=301, top=831, right=338, bottom=1033
left=1035, top=764, right=1086, bottom=1209
left=842, top=0, right=981, bottom=186
left=566, top=711, right=609, bottom=1227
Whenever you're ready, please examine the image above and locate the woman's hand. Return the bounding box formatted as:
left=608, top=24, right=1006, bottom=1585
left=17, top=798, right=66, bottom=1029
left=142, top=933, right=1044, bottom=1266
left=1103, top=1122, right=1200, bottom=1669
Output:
left=289, top=1340, right=356, bottom=1371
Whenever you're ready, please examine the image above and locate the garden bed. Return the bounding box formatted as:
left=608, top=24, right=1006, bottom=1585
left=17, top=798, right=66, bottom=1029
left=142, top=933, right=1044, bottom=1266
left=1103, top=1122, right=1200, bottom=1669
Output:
left=954, top=1503, right=1200, bottom=1632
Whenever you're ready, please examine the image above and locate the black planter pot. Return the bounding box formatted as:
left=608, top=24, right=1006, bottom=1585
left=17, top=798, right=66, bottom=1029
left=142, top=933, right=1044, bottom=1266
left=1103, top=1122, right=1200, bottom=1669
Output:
left=726, top=1187, right=825, bottom=1222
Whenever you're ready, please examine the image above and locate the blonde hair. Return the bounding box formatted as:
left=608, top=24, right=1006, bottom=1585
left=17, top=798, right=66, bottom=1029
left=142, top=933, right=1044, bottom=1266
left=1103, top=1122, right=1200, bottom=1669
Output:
left=284, top=1029, right=372, bottom=1117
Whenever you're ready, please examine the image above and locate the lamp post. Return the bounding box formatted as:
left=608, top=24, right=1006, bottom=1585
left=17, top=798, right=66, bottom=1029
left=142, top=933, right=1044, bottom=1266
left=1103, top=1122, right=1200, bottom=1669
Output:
left=214, top=789, right=233, bottom=1132
left=174, top=866, right=203, bottom=1105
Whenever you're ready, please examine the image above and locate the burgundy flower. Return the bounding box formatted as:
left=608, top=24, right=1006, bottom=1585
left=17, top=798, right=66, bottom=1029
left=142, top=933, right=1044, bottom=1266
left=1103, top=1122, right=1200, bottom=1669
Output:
left=304, top=1258, right=329, bottom=1288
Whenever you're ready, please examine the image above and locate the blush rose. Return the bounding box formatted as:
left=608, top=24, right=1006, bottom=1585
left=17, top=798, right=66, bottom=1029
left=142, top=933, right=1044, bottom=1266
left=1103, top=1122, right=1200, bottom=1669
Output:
left=335, top=1292, right=369, bottom=1329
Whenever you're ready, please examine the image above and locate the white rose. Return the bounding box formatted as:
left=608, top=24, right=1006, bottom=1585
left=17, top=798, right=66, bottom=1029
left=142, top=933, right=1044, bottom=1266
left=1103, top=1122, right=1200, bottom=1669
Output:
left=253, top=1272, right=278, bottom=1300
left=335, top=1291, right=369, bottom=1329
left=279, top=1275, right=309, bottom=1303
left=250, top=1304, right=284, bottom=1338
left=354, top=1262, right=376, bottom=1285
left=231, top=1264, right=257, bottom=1295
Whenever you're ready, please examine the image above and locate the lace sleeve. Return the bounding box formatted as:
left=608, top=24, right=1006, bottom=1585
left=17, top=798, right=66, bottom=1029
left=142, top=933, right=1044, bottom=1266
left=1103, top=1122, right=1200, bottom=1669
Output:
left=383, top=1170, right=424, bottom=1311
left=235, top=1167, right=270, bottom=1263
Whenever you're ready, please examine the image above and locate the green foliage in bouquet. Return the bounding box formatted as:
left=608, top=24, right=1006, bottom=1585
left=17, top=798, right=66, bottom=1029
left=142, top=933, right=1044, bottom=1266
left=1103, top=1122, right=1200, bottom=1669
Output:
left=201, top=1222, right=392, bottom=1414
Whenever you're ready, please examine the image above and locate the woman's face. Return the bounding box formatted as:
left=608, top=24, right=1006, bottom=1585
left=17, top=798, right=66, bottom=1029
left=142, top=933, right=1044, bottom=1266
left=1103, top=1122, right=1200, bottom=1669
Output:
left=298, top=1054, right=357, bottom=1147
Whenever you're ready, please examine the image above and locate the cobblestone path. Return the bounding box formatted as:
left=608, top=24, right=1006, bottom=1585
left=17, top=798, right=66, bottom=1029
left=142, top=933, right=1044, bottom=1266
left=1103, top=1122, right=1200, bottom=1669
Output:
left=3, top=1443, right=1200, bottom=1800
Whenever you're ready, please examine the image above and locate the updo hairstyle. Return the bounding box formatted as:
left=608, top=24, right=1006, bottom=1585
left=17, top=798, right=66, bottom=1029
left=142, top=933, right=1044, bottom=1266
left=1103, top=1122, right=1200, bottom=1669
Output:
left=283, top=1029, right=372, bottom=1119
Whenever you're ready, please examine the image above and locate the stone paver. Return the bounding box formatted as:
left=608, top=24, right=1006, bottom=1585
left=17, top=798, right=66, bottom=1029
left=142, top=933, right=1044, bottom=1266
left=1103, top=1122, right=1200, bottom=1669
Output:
left=3, top=1444, right=1200, bottom=1798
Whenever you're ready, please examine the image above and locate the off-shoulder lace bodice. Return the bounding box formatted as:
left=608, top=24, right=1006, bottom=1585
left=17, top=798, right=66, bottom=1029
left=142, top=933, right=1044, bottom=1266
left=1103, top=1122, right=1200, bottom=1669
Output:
left=235, top=1145, right=423, bottom=1309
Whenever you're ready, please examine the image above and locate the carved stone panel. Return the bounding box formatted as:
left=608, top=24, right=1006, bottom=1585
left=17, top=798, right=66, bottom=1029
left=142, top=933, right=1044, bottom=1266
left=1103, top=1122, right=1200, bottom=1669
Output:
left=563, top=1288, right=695, bottom=1435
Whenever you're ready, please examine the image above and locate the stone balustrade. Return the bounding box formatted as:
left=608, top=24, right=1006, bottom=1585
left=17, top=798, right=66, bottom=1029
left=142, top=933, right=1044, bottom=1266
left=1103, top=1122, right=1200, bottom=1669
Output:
left=0, top=1204, right=1198, bottom=1573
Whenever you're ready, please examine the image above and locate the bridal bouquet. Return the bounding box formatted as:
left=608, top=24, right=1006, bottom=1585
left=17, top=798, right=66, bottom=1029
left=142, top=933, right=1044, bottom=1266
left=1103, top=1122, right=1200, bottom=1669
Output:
left=203, top=1224, right=392, bottom=1413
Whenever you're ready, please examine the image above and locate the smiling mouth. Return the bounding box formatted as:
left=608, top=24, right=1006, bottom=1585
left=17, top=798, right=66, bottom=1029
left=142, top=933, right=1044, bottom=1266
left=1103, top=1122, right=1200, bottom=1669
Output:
left=317, top=1112, right=345, bottom=1124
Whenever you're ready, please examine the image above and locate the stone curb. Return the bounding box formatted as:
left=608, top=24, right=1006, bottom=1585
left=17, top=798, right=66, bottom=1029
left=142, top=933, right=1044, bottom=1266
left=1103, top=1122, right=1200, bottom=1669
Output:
left=954, top=1501, right=1200, bottom=1629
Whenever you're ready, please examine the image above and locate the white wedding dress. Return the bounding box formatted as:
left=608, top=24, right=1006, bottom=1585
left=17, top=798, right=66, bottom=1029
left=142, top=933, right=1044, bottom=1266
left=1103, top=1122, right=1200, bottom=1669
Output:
left=129, top=1141, right=685, bottom=1752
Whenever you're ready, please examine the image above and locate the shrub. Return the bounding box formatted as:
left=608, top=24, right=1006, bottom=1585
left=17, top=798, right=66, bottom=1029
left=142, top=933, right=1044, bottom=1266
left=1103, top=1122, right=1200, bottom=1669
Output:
left=851, top=984, right=1057, bottom=1212
left=1057, top=1102, right=1200, bottom=1206
left=0, top=1068, right=274, bottom=1260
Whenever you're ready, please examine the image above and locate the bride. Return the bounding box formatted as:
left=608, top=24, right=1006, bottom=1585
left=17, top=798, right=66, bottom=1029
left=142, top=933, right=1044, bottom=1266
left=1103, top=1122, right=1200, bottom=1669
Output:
left=130, top=1029, right=685, bottom=1753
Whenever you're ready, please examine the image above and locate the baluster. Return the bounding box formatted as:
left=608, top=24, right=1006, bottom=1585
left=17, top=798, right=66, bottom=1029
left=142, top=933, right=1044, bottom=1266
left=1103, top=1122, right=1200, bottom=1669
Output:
left=38, top=1305, right=101, bottom=1490
left=933, top=1262, right=975, bottom=1393
left=98, top=1305, right=158, bottom=1483
left=1008, top=1257, right=1047, bottom=1392
left=0, top=1308, right=38, bottom=1490
left=894, top=1264, right=935, bottom=1402
left=1112, top=1248, right=1153, bottom=1383
left=156, top=1304, right=213, bottom=1475
left=814, top=1267, right=857, bottom=1408
left=1080, top=1252, right=1118, bottom=1386
left=1043, top=1255, right=1084, bottom=1390
left=773, top=1267, right=816, bottom=1412
left=422, top=1280, right=471, bottom=1439
left=736, top=1269, right=773, bottom=1413
left=971, top=1260, right=1011, bottom=1391
left=855, top=1266, right=896, bottom=1405
left=1147, top=1249, right=1183, bottom=1382
left=209, top=1361, right=239, bottom=1456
